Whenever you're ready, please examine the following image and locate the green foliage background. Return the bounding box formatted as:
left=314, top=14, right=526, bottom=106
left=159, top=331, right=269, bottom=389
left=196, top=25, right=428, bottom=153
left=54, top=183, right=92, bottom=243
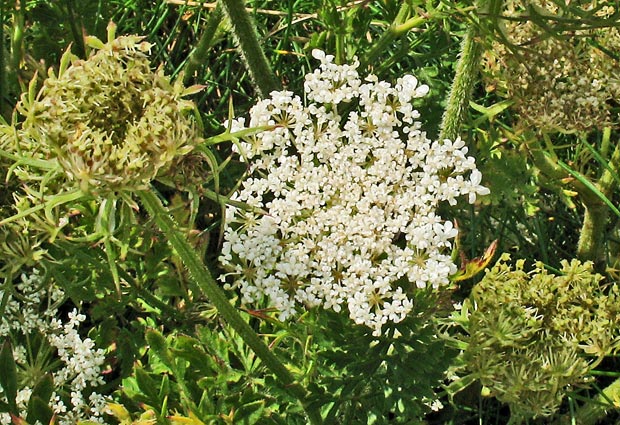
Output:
left=1, top=0, right=620, bottom=424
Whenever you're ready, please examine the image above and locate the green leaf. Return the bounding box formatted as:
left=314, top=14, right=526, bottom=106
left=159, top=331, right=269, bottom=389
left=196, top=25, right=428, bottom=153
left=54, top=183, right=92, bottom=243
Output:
left=84, top=35, right=105, bottom=50
left=159, top=373, right=170, bottom=401
left=470, top=99, right=514, bottom=117
left=146, top=329, right=173, bottom=370
left=235, top=399, right=266, bottom=423
left=582, top=138, right=620, bottom=187
left=134, top=367, right=161, bottom=405
left=181, top=84, right=206, bottom=97
left=26, top=395, right=55, bottom=425
left=30, top=374, right=54, bottom=406
left=137, top=191, right=318, bottom=422
left=0, top=340, right=17, bottom=413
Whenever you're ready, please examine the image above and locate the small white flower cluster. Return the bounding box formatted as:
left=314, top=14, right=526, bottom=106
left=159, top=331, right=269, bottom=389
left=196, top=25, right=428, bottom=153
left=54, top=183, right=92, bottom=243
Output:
left=220, top=50, right=489, bottom=335
left=0, top=270, right=108, bottom=425
left=0, top=269, right=61, bottom=338
left=48, top=309, right=108, bottom=423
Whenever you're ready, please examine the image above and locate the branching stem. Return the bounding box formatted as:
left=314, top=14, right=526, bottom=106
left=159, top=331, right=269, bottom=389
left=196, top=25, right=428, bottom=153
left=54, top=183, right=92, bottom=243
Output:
left=577, top=129, right=620, bottom=268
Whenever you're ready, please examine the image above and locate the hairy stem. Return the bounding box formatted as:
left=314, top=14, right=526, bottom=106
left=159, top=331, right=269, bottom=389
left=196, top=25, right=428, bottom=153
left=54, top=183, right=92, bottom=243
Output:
left=439, top=0, right=494, bottom=141
left=439, top=30, right=481, bottom=141
left=137, top=190, right=322, bottom=424
left=220, top=0, right=281, bottom=97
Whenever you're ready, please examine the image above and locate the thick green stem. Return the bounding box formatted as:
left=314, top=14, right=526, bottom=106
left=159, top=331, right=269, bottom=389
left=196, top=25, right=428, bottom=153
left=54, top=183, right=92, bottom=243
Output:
left=527, top=131, right=620, bottom=269
left=577, top=205, right=607, bottom=269
left=219, top=0, right=281, bottom=97
left=183, top=3, right=223, bottom=84
left=439, top=9, right=486, bottom=142
left=525, top=140, right=599, bottom=206
left=576, top=133, right=620, bottom=267
left=137, top=190, right=322, bottom=425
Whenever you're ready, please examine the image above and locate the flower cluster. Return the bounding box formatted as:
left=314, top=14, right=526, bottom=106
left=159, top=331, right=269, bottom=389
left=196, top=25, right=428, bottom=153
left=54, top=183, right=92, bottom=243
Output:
left=482, top=1, right=620, bottom=133
left=0, top=269, right=108, bottom=424
left=454, top=254, right=620, bottom=420
left=220, top=50, right=489, bottom=335
left=15, top=23, right=202, bottom=194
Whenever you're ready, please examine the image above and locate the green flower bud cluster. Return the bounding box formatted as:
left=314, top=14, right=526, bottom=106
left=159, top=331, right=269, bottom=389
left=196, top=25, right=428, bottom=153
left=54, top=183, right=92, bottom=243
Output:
left=456, top=253, right=620, bottom=420
left=17, top=28, right=202, bottom=194
left=482, top=1, right=620, bottom=133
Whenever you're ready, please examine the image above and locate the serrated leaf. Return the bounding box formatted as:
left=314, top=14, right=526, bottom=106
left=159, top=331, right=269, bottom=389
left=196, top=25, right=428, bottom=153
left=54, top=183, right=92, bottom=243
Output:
left=145, top=329, right=173, bottom=370
left=134, top=368, right=160, bottom=404
left=235, top=399, right=266, bottom=422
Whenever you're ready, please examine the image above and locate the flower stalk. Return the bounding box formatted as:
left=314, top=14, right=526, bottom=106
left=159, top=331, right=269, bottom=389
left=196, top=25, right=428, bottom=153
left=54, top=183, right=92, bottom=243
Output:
left=137, top=190, right=322, bottom=425
left=220, top=0, right=281, bottom=96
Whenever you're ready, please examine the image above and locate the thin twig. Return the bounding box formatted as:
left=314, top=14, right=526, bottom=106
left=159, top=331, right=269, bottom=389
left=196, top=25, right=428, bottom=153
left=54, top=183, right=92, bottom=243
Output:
left=165, top=0, right=369, bottom=19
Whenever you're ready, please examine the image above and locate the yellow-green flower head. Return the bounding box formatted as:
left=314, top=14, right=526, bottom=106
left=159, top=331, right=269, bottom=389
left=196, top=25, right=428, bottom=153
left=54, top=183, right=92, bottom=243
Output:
left=459, top=253, right=620, bottom=419
left=20, top=26, right=202, bottom=194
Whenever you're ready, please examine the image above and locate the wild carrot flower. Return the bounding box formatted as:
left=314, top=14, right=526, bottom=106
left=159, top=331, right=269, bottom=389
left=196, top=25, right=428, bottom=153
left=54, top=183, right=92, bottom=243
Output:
left=219, top=50, right=489, bottom=336
left=482, top=1, right=620, bottom=133
left=15, top=23, right=202, bottom=195
left=453, top=254, right=620, bottom=420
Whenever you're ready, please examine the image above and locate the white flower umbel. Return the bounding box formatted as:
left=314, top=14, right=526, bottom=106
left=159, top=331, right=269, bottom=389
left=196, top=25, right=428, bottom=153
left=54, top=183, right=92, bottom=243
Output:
left=220, top=50, right=489, bottom=335
left=0, top=269, right=108, bottom=424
